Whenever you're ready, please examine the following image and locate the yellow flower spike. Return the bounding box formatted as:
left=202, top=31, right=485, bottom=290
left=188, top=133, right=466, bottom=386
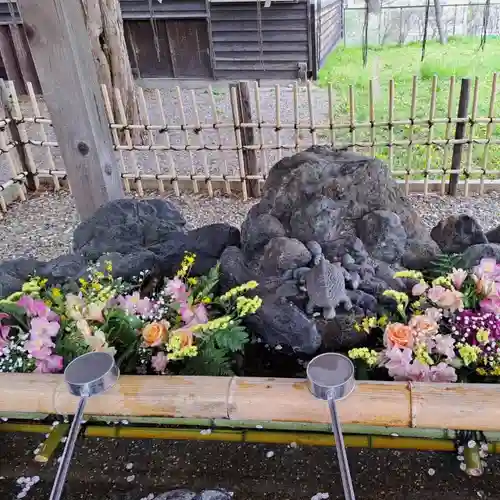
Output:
left=220, top=281, right=258, bottom=301
left=377, top=316, right=389, bottom=328
left=348, top=347, right=379, bottom=367
left=414, top=343, right=434, bottom=366
left=201, top=297, right=212, bottom=304
left=393, top=270, right=424, bottom=280
left=51, top=288, right=62, bottom=298
left=476, top=367, right=487, bottom=376
left=432, top=276, right=453, bottom=288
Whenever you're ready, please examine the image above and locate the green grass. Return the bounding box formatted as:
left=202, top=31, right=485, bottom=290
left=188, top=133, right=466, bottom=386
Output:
left=317, top=37, right=500, bottom=181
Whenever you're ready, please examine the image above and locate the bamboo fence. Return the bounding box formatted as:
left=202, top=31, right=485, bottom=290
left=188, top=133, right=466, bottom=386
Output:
left=1, top=374, right=500, bottom=431
left=0, top=74, right=499, bottom=212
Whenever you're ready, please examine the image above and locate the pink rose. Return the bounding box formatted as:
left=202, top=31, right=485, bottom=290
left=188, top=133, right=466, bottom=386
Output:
left=427, top=286, right=463, bottom=312
left=151, top=352, right=168, bottom=374
left=409, top=315, right=439, bottom=339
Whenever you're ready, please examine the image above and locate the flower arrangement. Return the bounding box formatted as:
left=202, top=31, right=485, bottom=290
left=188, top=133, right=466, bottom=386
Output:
left=348, top=258, right=500, bottom=383
left=0, top=253, right=262, bottom=376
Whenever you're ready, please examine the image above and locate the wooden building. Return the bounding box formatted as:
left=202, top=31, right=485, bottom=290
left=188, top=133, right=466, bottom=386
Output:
left=0, top=0, right=343, bottom=93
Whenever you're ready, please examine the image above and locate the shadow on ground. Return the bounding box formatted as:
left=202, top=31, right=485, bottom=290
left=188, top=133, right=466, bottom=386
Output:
left=1, top=433, right=499, bottom=499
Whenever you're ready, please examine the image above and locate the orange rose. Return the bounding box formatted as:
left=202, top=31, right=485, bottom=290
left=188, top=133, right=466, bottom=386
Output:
left=169, top=328, right=194, bottom=349
left=384, top=322, right=413, bottom=348
left=142, top=321, right=169, bottom=347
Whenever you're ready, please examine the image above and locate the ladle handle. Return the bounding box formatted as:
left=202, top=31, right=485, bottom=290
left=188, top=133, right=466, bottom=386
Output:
left=327, top=393, right=356, bottom=500
left=49, top=396, right=88, bottom=500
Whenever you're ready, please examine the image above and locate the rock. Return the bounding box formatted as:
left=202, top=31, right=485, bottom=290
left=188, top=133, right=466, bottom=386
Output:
left=289, top=196, right=348, bottom=243
left=38, top=254, right=88, bottom=285
left=0, top=273, right=24, bottom=298
left=258, top=237, right=311, bottom=275
left=220, top=246, right=321, bottom=354
left=401, top=238, right=441, bottom=270
left=486, top=225, right=500, bottom=243
left=153, top=490, right=233, bottom=500
left=318, top=312, right=368, bottom=351
left=73, top=198, right=186, bottom=260
left=323, top=236, right=368, bottom=265
left=149, top=223, right=240, bottom=277
left=241, top=205, right=286, bottom=257
left=431, top=215, right=487, bottom=253
left=346, top=289, right=378, bottom=313
left=461, top=243, right=500, bottom=269
left=97, top=251, right=160, bottom=281
left=357, top=210, right=407, bottom=264
left=0, top=258, right=43, bottom=281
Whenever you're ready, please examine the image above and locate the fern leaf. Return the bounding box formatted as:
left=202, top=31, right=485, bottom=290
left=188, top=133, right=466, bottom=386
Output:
left=213, top=325, right=248, bottom=352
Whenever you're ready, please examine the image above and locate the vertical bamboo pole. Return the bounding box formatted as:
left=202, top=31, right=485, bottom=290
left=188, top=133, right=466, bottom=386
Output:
left=448, top=78, right=471, bottom=196
left=101, top=85, right=129, bottom=193
left=208, top=85, right=230, bottom=195
left=0, top=115, right=25, bottom=203
left=369, top=79, right=375, bottom=157
left=27, top=81, right=60, bottom=191
left=229, top=86, right=248, bottom=200
left=275, top=84, right=282, bottom=160
left=480, top=73, right=497, bottom=195
left=191, top=89, right=213, bottom=197
left=388, top=79, right=394, bottom=171
left=115, top=88, right=143, bottom=196
left=328, top=83, right=336, bottom=147
left=424, top=75, right=438, bottom=196
left=293, top=82, right=300, bottom=153
left=405, top=76, right=418, bottom=196
left=176, top=86, right=198, bottom=194
left=155, top=89, right=180, bottom=197
left=253, top=83, right=268, bottom=182
left=349, top=85, right=356, bottom=151
left=137, top=86, right=164, bottom=194
left=440, top=76, right=455, bottom=196
left=307, top=80, right=317, bottom=146
left=464, top=77, right=479, bottom=197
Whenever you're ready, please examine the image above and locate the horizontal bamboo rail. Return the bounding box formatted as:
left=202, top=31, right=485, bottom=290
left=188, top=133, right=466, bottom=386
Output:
left=1, top=375, right=500, bottom=431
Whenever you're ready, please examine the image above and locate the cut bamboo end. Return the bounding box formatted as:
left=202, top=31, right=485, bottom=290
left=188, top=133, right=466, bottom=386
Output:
left=1, top=375, right=500, bottom=431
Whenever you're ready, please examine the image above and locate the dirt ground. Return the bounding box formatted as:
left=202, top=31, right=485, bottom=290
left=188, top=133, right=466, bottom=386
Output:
left=1, top=432, right=500, bottom=500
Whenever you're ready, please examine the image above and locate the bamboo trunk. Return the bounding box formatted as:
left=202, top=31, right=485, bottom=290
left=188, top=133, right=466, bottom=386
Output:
left=1, top=375, right=500, bottom=431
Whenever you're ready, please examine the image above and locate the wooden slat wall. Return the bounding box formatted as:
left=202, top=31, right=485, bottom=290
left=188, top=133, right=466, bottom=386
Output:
left=0, top=24, right=40, bottom=95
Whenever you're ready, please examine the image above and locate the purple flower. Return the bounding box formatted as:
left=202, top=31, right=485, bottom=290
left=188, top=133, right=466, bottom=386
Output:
left=180, top=303, right=208, bottom=326
left=480, top=295, right=500, bottom=315
left=405, top=359, right=431, bottom=382
left=0, top=324, right=10, bottom=350
left=473, top=258, right=500, bottom=282
left=34, top=354, right=63, bottom=373
left=429, top=362, right=457, bottom=383
left=116, top=292, right=153, bottom=316
left=30, top=317, right=60, bottom=339
left=25, top=317, right=60, bottom=360
left=382, top=346, right=413, bottom=380
left=165, top=278, right=190, bottom=304
left=151, top=351, right=168, bottom=374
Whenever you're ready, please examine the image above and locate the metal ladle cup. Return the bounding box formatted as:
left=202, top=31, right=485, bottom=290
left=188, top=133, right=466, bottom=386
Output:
left=49, top=351, right=119, bottom=500
left=307, top=352, right=356, bottom=500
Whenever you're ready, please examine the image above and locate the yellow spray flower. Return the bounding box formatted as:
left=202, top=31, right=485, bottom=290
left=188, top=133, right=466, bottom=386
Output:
left=194, top=315, right=233, bottom=333
left=348, top=347, right=379, bottom=367
left=236, top=296, right=262, bottom=317
left=414, top=343, right=434, bottom=366
left=220, top=281, right=258, bottom=301
left=176, top=252, right=196, bottom=279
left=383, top=290, right=409, bottom=306
left=51, top=288, right=62, bottom=298
left=432, top=276, right=453, bottom=288
left=458, top=344, right=481, bottom=366
left=393, top=270, right=424, bottom=281
left=476, top=328, right=490, bottom=344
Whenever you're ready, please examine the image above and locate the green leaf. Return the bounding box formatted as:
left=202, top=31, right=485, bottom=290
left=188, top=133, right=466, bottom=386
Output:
left=0, top=302, right=29, bottom=330
left=193, top=263, right=220, bottom=301
left=181, top=348, right=233, bottom=376
left=212, top=325, right=249, bottom=352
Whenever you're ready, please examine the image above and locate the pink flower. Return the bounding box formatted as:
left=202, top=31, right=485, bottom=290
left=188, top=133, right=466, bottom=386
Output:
left=180, top=303, right=208, bottom=326
left=18, top=296, right=58, bottom=321
left=30, top=317, right=60, bottom=339
left=25, top=338, right=53, bottom=360
left=116, top=292, right=153, bottom=316
left=473, top=258, right=500, bottom=281
left=480, top=295, right=500, bottom=315
left=434, top=334, right=456, bottom=360
left=165, top=278, right=190, bottom=304
left=383, top=346, right=413, bottom=380
left=151, top=351, right=168, bottom=374
left=473, top=276, right=497, bottom=297
left=412, top=282, right=428, bottom=296
left=34, top=354, right=63, bottom=373
left=405, top=359, right=431, bottom=382
left=427, top=286, right=463, bottom=312
left=0, top=324, right=10, bottom=350
left=429, top=362, right=457, bottom=383
left=450, top=268, right=468, bottom=290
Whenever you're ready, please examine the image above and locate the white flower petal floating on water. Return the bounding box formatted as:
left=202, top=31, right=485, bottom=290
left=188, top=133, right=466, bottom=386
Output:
left=126, top=463, right=134, bottom=470
left=427, top=468, right=436, bottom=476
left=200, top=429, right=212, bottom=435
left=311, top=493, right=330, bottom=500
left=265, top=451, right=275, bottom=458
left=126, top=475, right=135, bottom=482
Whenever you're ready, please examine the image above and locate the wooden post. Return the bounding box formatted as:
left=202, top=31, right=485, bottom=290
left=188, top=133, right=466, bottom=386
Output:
left=448, top=78, right=470, bottom=196
left=16, top=0, right=124, bottom=220
left=230, top=81, right=260, bottom=197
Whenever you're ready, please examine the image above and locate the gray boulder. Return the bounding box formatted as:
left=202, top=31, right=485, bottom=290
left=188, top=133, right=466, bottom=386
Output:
left=73, top=198, right=187, bottom=260
left=486, top=224, right=500, bottom=243
left=258, top=237, right=311, bottom=275
left=357, top=210, right=407, bottom=264
left=38, top=254, right=88, bottom=285
left=461, top=243, right=500, bottom=269
left=431, top=215, right=487, bottom=254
